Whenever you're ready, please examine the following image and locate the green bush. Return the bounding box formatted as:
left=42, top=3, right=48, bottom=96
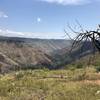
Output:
left=96, top=66, right=100, bottom=72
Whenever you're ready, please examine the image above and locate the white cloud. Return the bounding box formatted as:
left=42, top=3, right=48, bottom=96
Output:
left=39, top=0, right=91, bottom=5
left=0, top=29, right=2, bottom=33
left=0, top=29, right=63, bottom=39
left=3, top=15, right=8, bottom=18
left=6, top=30, right=25, bottom=36
left=0, top=11, right=8, bottom=18
left=0, top=29, right=25, bottom=37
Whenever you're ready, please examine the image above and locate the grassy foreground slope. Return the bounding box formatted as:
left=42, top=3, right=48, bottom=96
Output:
left=0, top=68, right=100, bottom=100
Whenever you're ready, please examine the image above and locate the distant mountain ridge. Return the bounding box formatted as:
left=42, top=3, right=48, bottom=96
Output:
left=0, top=36, right=96, bottom=73
left=0, top=36, right=72, bottom=73
left=0, top=36, right=71, bottom=53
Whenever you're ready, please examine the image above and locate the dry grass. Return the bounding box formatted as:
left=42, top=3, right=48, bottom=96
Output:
left=0, top=68, right=100, bottom=100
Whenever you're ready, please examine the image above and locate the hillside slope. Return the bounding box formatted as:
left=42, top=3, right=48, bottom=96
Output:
left=0, top=36, right=98, bottom=72
left=51, top=41, right=96, bottom=68
left=0, top=36, right=72, bottom=72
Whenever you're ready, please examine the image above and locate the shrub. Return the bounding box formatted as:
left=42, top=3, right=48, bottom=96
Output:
left=96, top=66, right=100, bottom=72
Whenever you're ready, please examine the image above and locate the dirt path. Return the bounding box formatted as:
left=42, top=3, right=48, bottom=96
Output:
left=82, top=80, right=100, bottom=85
left=34, top=75, right=100, bottom=85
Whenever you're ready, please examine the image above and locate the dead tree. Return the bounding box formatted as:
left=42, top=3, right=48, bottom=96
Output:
left=64, top=23, right=100, bottom=66
left=65, top=23, right=100, bottom=53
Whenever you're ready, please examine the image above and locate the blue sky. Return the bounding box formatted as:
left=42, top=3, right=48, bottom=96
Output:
left=0, top=0, right=100, bottom=39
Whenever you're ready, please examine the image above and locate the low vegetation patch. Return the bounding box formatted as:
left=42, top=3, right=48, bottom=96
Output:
left=0, top=68, right=100, bottom=100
